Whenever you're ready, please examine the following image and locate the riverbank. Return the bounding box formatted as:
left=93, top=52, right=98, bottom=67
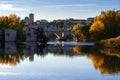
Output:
left=99, top=36, right=120, bottom=49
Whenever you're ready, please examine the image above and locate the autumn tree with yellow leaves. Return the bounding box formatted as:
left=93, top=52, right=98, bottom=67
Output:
left=72, top=23, right=90, bottom=42
left=0, top=14, right=24, bottom=40
left=89, top=10, right=120, bottom=41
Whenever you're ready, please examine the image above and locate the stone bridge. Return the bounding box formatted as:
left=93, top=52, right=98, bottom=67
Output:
left=44, top=30, right=74, bottom=41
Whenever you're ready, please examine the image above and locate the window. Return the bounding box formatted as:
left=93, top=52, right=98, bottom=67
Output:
left=6, top=33, right=10, bottom=37
left=27, top=33, right=31, bottom=37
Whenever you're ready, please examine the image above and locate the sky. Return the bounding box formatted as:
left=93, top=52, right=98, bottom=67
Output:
left=0, top=0, right=120, bottom=21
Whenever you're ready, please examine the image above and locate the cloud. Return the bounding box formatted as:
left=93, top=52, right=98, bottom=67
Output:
left=0, top=4, right=27, bottom=11
left=42, top=4, right=96, bottom=8
left=0, top=72, right=20, bottom=75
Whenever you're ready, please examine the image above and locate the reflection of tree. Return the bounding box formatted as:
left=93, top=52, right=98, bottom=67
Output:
left=100, top=48, right=120, bottom=58
left=73, top=46, right=82, bottom=54
left=0, top=43, right=24, bottom=66
left=0, top=52, right=24, bottom=66
left=37, top=44, right=48, bottom=57
left=88, top=47, right=120, bottom=74
left=1, top=42, right=120, bottom=74
left=73, top=46, right=92, bottom=54
left=1, top=43, right=81, bottom=66
left=0, top=53, right=22, bottom=66
left=24, top=42, right=48, bottom=61
left=73, top=46, right=120, bottom=74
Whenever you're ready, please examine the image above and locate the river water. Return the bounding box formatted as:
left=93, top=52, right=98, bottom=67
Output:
left=0, top=42, right=120, bottom=80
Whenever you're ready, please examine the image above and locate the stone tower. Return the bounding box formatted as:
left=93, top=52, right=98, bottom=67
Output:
left=29, top=13, right=34, bottom=23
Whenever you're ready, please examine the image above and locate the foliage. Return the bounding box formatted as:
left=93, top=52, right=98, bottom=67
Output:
left=100, top=35, right=120, bottom=49
left=72, top=23, right=91, bottom=42
left=73, top=46, right=82, bottom=54
left=0, top=45, right=24, bottom=66
left=72, top=24, right=85, bottom=41
left=89, top=21, right=105, bottom=40
left=88, top=47, right=120, bottom=74
left=89, top=10, right=120, bottom=41
left=0, top=14, right=24, bottom=40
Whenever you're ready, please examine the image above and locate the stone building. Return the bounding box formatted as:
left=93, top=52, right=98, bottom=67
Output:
left=5, top=29, right=17, bottom=41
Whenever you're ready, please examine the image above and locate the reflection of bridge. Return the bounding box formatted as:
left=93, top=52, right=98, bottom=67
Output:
left=0, top=42, right=79, bottom=61
left=0, top=42, right=77, bottom=56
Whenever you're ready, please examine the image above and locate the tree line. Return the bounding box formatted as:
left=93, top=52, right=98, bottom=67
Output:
left=72, top=10, right=120, bottom=44
left=0, top=14, right=24, bottom=40
left=1, top=10, right=120, bottom=44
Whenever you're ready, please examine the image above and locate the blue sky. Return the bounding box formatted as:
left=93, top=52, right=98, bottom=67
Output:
left=0, top=0, right=120, bottom=21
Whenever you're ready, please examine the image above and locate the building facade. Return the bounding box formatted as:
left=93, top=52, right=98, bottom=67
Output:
left=5, top=29, right=17, bottom=42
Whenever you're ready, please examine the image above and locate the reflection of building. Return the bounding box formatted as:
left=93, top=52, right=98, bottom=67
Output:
left=0, top=41, right=4, bottom=52
left=5, top=42, right=16, bottom=54
left=0, top=42, right=24, bottom=66
left=5, top=29, right=17, bottom=41
left=24, top=42, right=37, bottom=61
left=0, top=30, right=4, bottom=41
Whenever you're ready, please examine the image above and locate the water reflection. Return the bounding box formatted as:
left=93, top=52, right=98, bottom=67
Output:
left=0, top=42, right=120, bottom=75
left=88, top=47, right=120, bottom=74
left=0, top=42, right=24, bottom=66
left=24, top=42, right=37, bottom=61
left=5, top=42, right=17, bottom=54
left=74, top=46, right=120, bottom=74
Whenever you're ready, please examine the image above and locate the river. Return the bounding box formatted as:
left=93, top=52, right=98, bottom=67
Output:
left=0, top=42, right=120, bottom=80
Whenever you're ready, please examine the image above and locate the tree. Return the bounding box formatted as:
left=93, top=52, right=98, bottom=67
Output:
left=72, top=23, right=86, bottom=41
left=72, top=23, right=91, bottom=42
left=116, top=12, right=120, bottom=34
left=89, top=21, right=105, bottom=40
left=0, top=14, right=24, bottom=40
left=89, top=10, right=120, bottom=41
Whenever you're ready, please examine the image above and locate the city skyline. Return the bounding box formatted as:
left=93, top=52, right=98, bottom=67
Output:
left=0, top=0, right=120, bottom=21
